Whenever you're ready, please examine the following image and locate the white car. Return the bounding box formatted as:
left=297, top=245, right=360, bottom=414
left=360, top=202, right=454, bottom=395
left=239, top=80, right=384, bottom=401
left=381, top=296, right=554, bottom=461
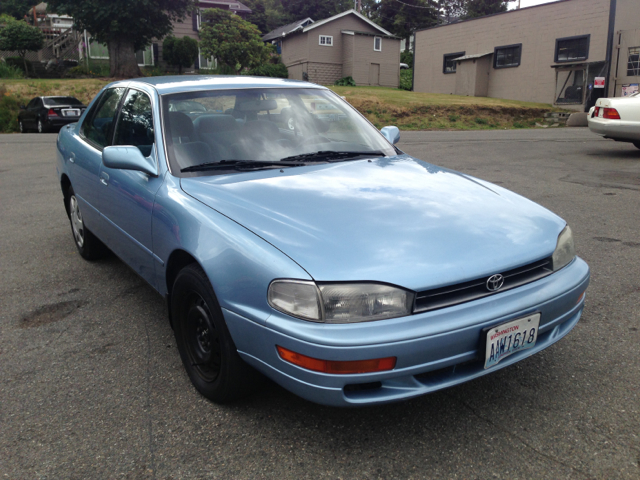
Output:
left=588, top=93, right=640, bottom=149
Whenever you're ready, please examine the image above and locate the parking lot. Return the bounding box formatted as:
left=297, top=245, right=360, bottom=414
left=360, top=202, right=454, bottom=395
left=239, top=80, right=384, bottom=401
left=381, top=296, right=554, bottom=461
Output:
left=1, top=128, right=639, bottom=479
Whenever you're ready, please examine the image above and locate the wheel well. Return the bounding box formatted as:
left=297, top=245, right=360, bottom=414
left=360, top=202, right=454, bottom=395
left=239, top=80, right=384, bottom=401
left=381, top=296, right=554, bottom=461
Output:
left=166, top=249, right=199, bottom=297
left=60, top=174, right=71, bottom=217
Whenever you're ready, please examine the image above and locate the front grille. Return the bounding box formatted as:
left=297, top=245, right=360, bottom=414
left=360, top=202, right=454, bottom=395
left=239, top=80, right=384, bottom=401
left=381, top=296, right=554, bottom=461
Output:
left=413, top=257, right=553, bottom=313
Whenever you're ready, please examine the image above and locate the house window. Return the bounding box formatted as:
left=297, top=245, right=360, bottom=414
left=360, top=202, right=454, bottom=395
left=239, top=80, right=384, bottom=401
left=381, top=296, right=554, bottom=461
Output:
left=555, top=68, right=585, bottom=105
left=319, top=35, right=333, bottom=46
left=494, top=44, right=521, bottom=68
left=443, top=52, right=464, bottom=74
left=374, top=37, right=381, bottom=51
left=627, top=47, right=640, bottom=76
left=555, top=35, right=590, bottom=63
left=198, top=48, right=216, bottom=70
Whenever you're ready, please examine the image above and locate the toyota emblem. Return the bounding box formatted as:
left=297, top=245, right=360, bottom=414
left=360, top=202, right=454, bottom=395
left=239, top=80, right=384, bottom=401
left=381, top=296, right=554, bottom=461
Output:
left=486, top=274, right=504, bottom=292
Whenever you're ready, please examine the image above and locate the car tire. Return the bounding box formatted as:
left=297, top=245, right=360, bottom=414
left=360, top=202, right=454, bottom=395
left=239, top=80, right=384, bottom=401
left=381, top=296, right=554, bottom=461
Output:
left=633, top=142, right=640, bottom=150
left=171, top=264, right=263, bottom=403
left=37, top=119, right=49, bottom=133
left=19, top=120, right=27, bottom=133
left=66, top=186, right=108, bottom=260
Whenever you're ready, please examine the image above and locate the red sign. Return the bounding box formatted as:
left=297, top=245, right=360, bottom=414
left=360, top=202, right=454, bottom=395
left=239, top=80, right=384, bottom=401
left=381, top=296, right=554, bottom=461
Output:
left=594, top=77, right=605, bottom=88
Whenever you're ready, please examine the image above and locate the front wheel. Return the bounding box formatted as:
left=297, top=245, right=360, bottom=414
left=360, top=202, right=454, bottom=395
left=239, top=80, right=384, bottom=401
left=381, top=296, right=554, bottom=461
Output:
left=19, top=120, right=26, bottom=133
left=66, top=186, right=107, bottom=260
left=171, top=264, right=262, bottom=403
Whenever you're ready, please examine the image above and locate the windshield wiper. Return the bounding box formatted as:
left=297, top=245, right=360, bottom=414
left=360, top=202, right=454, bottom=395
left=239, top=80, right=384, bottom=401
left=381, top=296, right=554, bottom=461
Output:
left=181, top=159, right=305, bottom=173
left=279, top=151, right=386, bottom=163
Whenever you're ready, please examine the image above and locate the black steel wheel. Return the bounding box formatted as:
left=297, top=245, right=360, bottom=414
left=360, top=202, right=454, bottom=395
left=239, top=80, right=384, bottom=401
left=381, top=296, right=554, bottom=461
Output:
left=171, top=264, right=263, bottom=403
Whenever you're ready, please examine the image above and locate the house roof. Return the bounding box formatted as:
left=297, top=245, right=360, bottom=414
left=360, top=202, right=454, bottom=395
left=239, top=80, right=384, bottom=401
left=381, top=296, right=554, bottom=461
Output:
left=198, top=0, right=251, bottom=14
left=303, top=9, right=392, bottom=36
left=262, top=17, right=314, bottom=42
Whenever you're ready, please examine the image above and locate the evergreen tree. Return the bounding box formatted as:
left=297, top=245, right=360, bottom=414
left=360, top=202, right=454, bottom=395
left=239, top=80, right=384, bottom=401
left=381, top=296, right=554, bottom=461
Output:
left=464, top=0, right=514, bottom=19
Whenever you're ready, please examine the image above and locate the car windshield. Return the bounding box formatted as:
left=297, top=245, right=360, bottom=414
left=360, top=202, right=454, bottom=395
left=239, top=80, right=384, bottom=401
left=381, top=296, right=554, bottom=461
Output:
left=162, top=88, right=396, bottom=175
left=44, top=97, right=83, bottom=106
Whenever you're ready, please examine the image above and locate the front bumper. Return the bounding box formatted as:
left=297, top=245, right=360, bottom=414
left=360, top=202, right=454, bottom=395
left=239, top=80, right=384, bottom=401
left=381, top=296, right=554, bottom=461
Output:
left=224, top=257, right=590, bottom=407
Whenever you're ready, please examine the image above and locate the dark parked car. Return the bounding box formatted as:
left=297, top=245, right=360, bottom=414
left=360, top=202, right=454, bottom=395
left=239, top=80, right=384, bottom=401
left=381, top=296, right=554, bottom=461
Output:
left=19, top=96, right=87, bottom=133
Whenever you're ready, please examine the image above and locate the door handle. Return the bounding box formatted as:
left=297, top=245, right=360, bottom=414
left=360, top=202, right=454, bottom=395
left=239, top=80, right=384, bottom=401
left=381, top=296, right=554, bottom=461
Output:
left=69, top=152, right=75, bottom=163
left=100, top=172, right=109, bottom=186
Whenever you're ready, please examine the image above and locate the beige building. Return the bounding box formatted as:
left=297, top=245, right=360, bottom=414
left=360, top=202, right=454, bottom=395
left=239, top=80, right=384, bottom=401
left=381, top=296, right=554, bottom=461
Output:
left=265, top=10, right=401, bottom=87
left=413, top=0, right=640, bottom=110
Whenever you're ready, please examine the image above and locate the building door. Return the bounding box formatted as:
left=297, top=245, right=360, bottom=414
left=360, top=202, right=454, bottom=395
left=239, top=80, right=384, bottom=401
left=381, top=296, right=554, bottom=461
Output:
left=369, top=63, right=380, bottom=86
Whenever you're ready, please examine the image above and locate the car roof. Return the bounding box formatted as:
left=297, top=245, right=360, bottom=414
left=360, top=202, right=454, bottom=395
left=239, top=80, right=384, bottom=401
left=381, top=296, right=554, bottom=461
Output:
left=118, top=75, right=326, bottom=95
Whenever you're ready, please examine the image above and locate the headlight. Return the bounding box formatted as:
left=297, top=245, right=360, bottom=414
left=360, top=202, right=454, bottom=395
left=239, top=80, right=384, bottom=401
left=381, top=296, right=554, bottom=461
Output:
left=268, top=280, right=414, bottom=323
left=552, top=225, right=575, bottom=271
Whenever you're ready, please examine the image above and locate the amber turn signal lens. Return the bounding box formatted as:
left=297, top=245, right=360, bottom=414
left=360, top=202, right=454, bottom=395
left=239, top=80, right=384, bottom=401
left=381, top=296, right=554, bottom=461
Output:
left=276, top=346, right=396, bottom=374
left=576, top=292, right=586, bottom=304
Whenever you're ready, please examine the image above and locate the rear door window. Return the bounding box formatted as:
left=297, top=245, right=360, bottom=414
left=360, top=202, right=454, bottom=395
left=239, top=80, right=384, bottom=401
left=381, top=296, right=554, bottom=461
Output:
left=81, top=87, right=126, bottom=149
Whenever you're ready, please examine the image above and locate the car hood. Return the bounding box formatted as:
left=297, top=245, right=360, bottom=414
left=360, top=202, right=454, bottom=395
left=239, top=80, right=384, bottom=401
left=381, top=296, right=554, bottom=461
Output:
left=180, top=156, right=565, bottom=291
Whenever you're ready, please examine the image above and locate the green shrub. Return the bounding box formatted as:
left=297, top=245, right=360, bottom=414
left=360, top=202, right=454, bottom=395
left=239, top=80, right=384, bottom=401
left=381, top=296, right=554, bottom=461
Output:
left=142, top=65, right=167, bottom=77
left=0, top=61, right=24, bottom=78
left=4, top=56, right=33, bottom=75
left=399, top=69, right=412, bottom=91
left=401, top=50, right=413, bottom=66
left=163, top=35, right=199, bottom=74
left=247, top=62, right=288, bottom=78
left=334, top=76, right=356, bottom=87
left=0, top=93, right=20, bottom=133
left=68, top=61, right=110, bottom=77
left=475, top=117, right=488, bottom=125
left=449, top=114, right=459, bottom=122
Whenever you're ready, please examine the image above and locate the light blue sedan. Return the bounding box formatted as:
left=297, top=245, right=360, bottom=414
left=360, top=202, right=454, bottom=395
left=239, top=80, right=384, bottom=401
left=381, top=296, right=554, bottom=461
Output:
left=55, top=76, right=590, bottom=407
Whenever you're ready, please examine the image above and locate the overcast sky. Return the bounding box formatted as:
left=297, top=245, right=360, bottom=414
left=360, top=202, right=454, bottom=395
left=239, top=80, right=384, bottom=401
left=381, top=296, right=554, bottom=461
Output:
left=509, top=0, right=559, bottom=9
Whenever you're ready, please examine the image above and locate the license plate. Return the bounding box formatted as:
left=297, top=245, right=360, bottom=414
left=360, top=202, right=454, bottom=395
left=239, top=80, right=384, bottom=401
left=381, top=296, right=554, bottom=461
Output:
left=598, top=108, right=604, bottom=118
left=62, top=109, right=80, bottom=117
left=484, top=313, right=540, bottom=369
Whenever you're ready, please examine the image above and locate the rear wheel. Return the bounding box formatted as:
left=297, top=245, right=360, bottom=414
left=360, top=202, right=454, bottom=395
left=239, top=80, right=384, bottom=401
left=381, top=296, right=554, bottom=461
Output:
left=19, top=120, right=26, bottom=133
left=37, top=119, right=49, bottom=133
left=171, top=264, right=262, bottom=403
left=66, top=186, right=107, bottom=260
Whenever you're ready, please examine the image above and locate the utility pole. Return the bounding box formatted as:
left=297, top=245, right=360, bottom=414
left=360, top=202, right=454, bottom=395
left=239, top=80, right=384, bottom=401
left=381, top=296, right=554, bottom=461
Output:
left=357, top=0, right=362, bottom=13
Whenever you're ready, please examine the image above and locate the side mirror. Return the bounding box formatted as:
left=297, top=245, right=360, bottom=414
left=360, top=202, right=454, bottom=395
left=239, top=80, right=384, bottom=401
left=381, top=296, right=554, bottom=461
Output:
left=102, top=146, right=157, bottom=176
left=380, top=126, right=400, bottom=145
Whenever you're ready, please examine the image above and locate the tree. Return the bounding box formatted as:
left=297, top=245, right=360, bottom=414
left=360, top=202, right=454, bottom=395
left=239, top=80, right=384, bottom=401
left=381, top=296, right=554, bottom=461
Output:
left=163, top=36, right=199, bottom=74
left=437, top=0, right=466, bottom=23
left=0, top=18, right=44, bottom=76
left=464, top=0, right=514, bottom=19
left=46, top=0, right=194, bottom=78
left=243, top=0, right=269, bottom=34
left=376, top=0, right=437, bottom=45
left=0, top=0, right=39, bottom=21
left=199, top=9, right=274, bottom=74
left=280, top=0, right=353, bottom=24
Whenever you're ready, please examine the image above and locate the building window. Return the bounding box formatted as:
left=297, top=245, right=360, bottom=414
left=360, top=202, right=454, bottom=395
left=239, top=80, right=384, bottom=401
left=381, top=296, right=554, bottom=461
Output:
left=555, top=35, right=590, bottom=63
left=494, top=44, right=522, bottom=68
left=443, top=52, right=464, bottom=74
left=198, top=48, right=216, bottom=70
left=319, top=35, right=333, bottom=46
left=374, top=37, right=381, bottom=51
left=627, top=47, right=640, bottom=76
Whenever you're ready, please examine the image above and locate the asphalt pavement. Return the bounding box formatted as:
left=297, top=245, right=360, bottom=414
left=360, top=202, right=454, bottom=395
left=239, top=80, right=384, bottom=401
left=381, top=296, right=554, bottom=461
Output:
left=0, top=128, right=638, bottom=479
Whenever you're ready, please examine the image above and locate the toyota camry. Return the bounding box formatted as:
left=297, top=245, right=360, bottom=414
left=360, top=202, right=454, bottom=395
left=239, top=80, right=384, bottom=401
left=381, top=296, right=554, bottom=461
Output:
left=55, top=76, right=590, bottom=407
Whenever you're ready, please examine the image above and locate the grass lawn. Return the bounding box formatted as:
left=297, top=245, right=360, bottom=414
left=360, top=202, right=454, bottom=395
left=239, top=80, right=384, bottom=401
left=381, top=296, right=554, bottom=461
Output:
left=1, top=78, right=563, bottom=133
left=330, top=85, right=563, bottom=131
